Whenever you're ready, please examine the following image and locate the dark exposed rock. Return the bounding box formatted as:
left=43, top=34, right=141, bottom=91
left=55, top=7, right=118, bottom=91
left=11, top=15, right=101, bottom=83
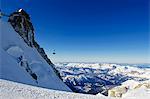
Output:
left=8, top=8, right=62, bottom=80
left=31, top=73, right=37, bottom=80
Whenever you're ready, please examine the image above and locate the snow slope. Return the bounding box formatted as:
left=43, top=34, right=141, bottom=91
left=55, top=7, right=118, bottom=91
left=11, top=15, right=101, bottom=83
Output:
left=122, top=86, right=150, bottom=99
left=1, top=79, right=150, bottom=99
left=0, top=79, right=108, bottom=99
left=0, top=19, right=71, bottom=91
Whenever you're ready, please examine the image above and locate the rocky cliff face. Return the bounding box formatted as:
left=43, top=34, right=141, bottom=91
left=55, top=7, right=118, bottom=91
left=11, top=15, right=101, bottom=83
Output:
left=8, top=9, right=61, bottom=78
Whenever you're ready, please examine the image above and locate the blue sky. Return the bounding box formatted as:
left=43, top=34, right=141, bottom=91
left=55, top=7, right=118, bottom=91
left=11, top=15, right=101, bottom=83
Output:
left=1, top=0, right=150, bottom=63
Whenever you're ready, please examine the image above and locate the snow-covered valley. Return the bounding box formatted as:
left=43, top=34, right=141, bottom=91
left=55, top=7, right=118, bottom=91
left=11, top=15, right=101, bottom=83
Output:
left=55, top=63, right=150, bottom=97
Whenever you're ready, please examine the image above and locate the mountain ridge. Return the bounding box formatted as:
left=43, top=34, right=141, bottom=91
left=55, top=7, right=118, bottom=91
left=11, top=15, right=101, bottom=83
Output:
left=8, top=9, right=61, bottom=78
left=0, top=9, right=71, bottom=91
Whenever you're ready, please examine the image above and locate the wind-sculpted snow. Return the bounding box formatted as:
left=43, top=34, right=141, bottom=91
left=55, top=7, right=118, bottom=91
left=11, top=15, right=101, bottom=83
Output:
left=55, top=63, right=150, bottom=95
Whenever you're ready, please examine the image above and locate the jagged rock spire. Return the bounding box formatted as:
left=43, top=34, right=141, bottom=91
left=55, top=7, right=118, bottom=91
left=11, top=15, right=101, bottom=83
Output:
left=8, top=8, right=34, bottom=47
left=17, top=8, right=30, bottom=20
left=8, top=9, right=62, bottom=79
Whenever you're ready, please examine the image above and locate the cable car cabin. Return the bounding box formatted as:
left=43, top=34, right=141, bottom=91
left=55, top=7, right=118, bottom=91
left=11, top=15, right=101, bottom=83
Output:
left=53, top=50, right=56, bottom=54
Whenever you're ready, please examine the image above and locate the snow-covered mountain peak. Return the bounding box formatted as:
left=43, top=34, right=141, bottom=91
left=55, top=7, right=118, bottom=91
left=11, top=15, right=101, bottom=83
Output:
left=7, top=9, right=62, bottom=78
left=18, top=8, right=23, bottom=12
left=8, top=9, right=34, bottom=47
left=0, top=9, right=71, bottom=92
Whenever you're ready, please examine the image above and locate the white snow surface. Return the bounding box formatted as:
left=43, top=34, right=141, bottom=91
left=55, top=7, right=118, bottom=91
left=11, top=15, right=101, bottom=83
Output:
left=1, top=79, right=150, bottom=99
left=121, top=80, right=140, bottom=89
left=122, top=86, right=150, bottom=99
left=0, top=20, right=71, bottom=91
left=0, top=79, right=108, bottom=99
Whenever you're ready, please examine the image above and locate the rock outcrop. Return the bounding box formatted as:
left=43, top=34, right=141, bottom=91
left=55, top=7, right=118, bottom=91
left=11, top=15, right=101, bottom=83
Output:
left=8, top=9, right=61, bottom=79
